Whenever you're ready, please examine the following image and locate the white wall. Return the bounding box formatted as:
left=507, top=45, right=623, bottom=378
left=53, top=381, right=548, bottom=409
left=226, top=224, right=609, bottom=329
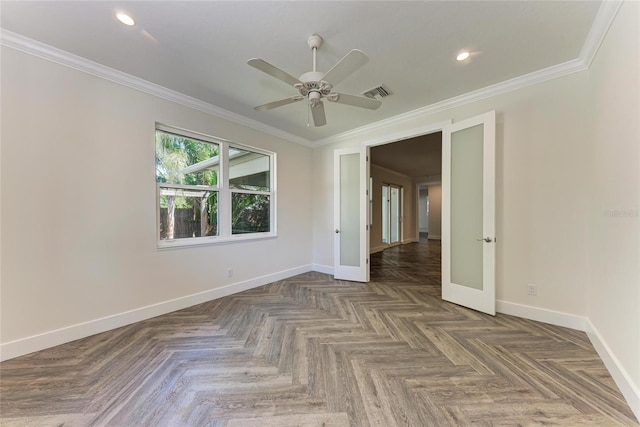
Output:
left=584, top=0, right=639, bottom=414
left=1, top=47, right=313, bottom=357
left=427, top=184, right=442, bottom=239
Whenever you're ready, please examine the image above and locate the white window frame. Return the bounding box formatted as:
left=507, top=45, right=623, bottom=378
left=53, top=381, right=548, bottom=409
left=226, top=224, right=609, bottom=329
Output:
left=156, top=123, right=277, bottom=249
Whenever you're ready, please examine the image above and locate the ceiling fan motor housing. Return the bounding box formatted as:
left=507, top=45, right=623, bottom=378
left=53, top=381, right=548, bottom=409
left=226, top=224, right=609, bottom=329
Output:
left=295, top=71, right=332, bottom=97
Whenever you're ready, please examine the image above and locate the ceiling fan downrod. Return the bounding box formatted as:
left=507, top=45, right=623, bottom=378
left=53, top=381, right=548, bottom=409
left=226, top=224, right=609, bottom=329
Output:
left=302, top=34, right=326, bottom=108
left=307, top=34, right=322, bottom=72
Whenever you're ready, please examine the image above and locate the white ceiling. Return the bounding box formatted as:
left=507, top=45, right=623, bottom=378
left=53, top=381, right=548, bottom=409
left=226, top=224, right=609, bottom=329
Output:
left=1, top=1, right=602, bottom=144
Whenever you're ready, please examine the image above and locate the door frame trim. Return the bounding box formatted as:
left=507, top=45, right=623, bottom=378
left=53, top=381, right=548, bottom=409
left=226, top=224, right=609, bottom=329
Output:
left=364, top=120, right=451, bottom=150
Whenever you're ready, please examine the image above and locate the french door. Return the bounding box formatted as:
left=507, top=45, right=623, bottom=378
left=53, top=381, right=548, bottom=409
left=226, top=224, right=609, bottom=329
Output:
left=333, top=147, right=370, bottom=282
left=442, top=111, right=496, bottom=315
left=332, top=111, right=495, bottom=302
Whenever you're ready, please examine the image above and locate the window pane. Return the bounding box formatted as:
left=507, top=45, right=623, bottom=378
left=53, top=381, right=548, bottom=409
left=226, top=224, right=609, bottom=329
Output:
left=159, top=187, right=218, bottom=240
left=156, top=130, right=219, bottom=187
left=231, top=193, right=270, bottom=234
left=382, top=185, right=389, bottom=244
left=229, top=147, right=270, bottom=191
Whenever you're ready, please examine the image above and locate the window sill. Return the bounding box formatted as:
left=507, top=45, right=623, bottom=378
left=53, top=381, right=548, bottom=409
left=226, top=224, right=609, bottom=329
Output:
left=157, top=233, right=277, bottom=250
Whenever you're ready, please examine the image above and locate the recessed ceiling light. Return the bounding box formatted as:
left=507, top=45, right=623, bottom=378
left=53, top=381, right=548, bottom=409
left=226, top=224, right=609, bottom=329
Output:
left=456, top=51, right=470, bottom=61
left=116, top=12, right=135, bottom=26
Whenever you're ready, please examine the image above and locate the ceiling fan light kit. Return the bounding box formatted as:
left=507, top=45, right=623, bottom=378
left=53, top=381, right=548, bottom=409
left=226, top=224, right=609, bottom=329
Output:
left=248, top=34, right=381, bottom=127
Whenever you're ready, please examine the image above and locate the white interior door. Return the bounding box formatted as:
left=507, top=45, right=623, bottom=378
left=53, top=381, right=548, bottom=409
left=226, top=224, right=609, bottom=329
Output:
left=334, top=147, right=370, bottom=282
left=442, top=111, right=496, bottom=315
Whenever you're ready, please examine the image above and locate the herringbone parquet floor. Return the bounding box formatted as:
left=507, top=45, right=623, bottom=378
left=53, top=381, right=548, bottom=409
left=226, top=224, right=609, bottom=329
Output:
left=1, top=239, right=638, bottom=426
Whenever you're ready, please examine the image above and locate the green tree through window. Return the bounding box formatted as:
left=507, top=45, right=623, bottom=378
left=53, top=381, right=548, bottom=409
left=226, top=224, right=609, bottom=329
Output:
left=155, top=126, right=274, bottom=246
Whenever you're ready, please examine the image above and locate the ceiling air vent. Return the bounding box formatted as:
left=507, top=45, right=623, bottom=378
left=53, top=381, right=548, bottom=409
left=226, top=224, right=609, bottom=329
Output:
left=363, top=84, right=392, bottom=99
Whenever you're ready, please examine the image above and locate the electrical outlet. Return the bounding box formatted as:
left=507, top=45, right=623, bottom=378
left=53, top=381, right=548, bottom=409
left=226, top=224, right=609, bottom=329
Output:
left=227, top=268, right=233, bottom=278
left=527, top=283, right=537, bottom=296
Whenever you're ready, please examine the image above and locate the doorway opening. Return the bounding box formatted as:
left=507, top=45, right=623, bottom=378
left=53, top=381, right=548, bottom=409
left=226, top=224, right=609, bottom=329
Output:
left=369, top=131, right=443, bottom=258
left=368, top=132, right=443, bottom=293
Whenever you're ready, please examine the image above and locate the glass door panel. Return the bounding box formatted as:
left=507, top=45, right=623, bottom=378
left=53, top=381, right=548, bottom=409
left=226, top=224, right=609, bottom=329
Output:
left=339, top=153, right=360, bottom=267
left=450, top=124, right=484, bottom=290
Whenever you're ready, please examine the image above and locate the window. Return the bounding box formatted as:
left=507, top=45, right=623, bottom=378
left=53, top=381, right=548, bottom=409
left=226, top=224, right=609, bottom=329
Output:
left=155, top=125, right=275, bottom=248
left=229, top=147, right=271, bottom=234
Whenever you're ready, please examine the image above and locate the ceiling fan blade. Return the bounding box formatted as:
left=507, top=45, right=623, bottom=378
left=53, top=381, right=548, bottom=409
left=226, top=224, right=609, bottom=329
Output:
left=255, top=96, right=304, bottom=111
left=247, top=58, right=302, bottom=87
left=311, top=101, right=327, bottom=127
left=328, top=93, right=382, bottom=110
left=321, top=49, right=369, bottom=86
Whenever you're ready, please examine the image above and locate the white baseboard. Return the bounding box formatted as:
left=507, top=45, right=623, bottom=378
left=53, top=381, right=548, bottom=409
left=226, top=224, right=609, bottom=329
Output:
left=428, top=235, right=441, bottom=240
left=371, top=240, right=417, bottom=254
left=312, top=264, right=334, bottom=275
left=0, top=264, right=313, bottom=362
left=585, top=319, right=640, bottom=422
left=370, top=245, right=386, bottom=254
left=496, top=300, right=587, bottom=331
left=496, top=300, right=639, bottom=422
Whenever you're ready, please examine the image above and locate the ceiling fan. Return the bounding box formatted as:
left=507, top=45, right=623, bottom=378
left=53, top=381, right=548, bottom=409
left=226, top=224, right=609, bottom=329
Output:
left=247, top=34, right=381, bottom=127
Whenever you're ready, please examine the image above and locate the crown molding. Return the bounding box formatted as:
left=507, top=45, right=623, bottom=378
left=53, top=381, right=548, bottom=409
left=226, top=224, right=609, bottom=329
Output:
left=1, top=0, right=621, bottom=149
left=315, top=57, right=587, bottom=147
left=0, top=29, right=314, bottom=148
left=580, top=0, right=623, bottom=67
left=315, top=0, right=621, bottom=147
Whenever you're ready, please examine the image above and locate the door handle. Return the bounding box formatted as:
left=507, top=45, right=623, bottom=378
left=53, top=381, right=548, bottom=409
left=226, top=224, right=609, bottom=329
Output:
left=335, top=229, right=340, bottom=234
left=476, top=237, right=493, bottom=242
